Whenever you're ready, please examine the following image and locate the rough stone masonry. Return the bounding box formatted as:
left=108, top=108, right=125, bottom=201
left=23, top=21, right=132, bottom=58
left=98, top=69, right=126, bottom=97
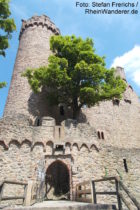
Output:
left=0, top=15, right=140, bottom=205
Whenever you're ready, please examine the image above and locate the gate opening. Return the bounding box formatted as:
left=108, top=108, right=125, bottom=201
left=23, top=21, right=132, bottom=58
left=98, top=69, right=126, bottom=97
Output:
left=46, top=160, right=70, bottom=200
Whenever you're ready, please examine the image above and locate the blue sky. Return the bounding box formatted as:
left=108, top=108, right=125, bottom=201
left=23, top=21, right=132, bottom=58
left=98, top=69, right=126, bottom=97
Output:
left=0, top=0, right=140, bottom=117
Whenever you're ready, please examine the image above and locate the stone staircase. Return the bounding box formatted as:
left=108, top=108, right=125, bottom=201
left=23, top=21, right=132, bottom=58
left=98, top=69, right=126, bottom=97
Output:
left=3, top=201, right=116, bottom=210
left=1, top=178, right=140, bottom=210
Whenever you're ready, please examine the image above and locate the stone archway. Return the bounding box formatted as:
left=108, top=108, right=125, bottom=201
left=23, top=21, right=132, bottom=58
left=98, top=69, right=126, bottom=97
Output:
left=46, top=160, right=70, bottom=200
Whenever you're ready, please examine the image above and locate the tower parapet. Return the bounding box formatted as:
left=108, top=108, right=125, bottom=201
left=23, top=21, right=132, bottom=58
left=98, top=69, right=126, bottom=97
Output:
left=19, top=15, right=60, bottom=40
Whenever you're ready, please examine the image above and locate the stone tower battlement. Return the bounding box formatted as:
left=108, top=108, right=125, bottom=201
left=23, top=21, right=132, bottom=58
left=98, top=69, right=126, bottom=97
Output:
left=19, top=15, right=60, bottom=40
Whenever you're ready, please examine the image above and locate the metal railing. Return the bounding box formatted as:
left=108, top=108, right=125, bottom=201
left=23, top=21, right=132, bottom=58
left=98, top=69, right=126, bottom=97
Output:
left=76, top=176, right=140, bottom=210
left=0, top=180, right=28, bottom=205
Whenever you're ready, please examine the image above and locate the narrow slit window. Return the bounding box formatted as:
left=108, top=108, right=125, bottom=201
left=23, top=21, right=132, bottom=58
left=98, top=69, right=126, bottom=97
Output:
left=101, top=132, right=104, bottom=140
left=37, top=119, right=40, bottom=126
left=123, top=159, right=128, bottom=173
left=60, top=106, right=65, bottom=116
left=97, top=131, right=101, bottom=139
left=124, top=99, right=131, bottom=104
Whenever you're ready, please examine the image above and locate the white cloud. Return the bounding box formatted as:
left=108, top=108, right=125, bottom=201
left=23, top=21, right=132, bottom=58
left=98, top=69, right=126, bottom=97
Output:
left=111, top=46, right=140, bottom=86
left=133, top=71, right=140, bottom=86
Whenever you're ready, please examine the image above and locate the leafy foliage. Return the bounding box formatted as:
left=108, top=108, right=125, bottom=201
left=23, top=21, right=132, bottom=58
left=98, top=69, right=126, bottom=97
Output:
left=23, top=35, right=126, bottom=118
left=0, top=0, right=15, bottom=88
left=0, top=81, right=6, bottom=88
left=0, top=0, right=16, bottom=56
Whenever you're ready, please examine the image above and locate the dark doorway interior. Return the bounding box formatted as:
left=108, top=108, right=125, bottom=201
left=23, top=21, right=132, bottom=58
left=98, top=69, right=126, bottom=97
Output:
left=60, top=106, right=65, bottom=116
left=46, top=160, right=70, bottom=200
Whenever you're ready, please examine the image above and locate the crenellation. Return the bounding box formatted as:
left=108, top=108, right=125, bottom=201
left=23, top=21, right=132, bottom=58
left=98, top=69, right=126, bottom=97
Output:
left=19, top=15, right=60, bottom=40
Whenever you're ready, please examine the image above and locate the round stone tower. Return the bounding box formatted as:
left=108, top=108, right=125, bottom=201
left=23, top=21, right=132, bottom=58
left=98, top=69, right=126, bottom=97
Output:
left=4, top=15, right=60, bottom=118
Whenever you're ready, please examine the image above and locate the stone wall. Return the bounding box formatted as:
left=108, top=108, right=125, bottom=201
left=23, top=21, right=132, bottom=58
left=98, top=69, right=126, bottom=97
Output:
left=1, top=84, right=140, bottom=205
left=0, top=118, right=140, bottom=204
left=2, top=137, right=139, bottom=205
left=81, top=84, right=140, bottom=149
left=0, top=136, right=103, bottom=203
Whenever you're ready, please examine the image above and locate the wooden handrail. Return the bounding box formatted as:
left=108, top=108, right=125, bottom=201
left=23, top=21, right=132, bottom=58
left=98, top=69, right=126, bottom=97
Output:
left=76, top=176, right=140, bottom=210
left=0, top=180, right=27, bottom=186
left=119, top=180, right=140, bottom=209
left=2, top=196, right=25, bottom=200
left=92, top=176, right=117, bottom=183
left=0, top=180, right=28, bottom=205
left=119, top=192, right=132, bottom=210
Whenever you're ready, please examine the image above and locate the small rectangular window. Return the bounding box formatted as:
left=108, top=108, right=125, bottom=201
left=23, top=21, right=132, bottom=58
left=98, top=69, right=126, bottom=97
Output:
left=55, top=145, right=64, bottom=151
left=113, top=99, right=120, bottom=106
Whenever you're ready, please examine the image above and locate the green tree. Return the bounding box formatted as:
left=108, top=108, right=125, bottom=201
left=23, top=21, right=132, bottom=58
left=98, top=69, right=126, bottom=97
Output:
left=0, top=0, right=16, bottom=56
left=0, top=0, right=16, bottom=88
left=23, top=35, right=126, bottom=118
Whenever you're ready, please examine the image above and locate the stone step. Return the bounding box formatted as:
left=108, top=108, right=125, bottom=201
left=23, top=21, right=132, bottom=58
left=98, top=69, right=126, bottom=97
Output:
left=3, top=201, right=117, bottom=210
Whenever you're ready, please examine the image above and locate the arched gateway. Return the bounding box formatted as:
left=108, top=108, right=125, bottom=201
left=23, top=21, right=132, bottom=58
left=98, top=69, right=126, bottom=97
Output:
left=46, top=160, right=70, bottom=200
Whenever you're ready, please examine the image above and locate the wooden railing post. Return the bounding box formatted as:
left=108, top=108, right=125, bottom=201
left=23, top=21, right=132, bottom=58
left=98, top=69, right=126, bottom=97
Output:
left=76, top=177, right=140, bottom=210
left=24, top=181, right=33, bottom=206
left=91, top=181, right=97, bottom=204
left=23, top=184, right=28, bottom=206
left=84, top=183, right=86, bottom=200
left=0, top=183, right=4, bottom=203
left=119, top=180, right=140, bottom=210
left=115, top=178, right=122, bottom=210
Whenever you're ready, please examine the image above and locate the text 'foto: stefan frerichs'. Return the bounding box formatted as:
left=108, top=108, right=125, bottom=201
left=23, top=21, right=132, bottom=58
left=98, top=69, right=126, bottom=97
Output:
left=76, top=2, right=136, bottom=8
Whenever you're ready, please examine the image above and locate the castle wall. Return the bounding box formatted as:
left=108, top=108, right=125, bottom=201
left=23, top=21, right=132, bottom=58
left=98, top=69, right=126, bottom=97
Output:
left=79, top=85, right=140, bottom=201
left=1, top=134, right=140, bottom=204
left=100, top=146, right=140, bottom=201
left=0, top=139, right=105, bottom=204
left=81, top=85, right=140, bottom=149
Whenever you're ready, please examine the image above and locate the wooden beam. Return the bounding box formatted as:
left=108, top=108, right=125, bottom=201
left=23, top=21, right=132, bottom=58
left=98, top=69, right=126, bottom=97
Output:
left=92, top=177, right=116, bottom=183
left=96, top=191, right=117, bottom=195
left=119, top=181, right=140, bottom=209
left=3, top=180, right=27, bottom=186
left=0, top=183, right=4, bottom=202
left=77, top=189, right=91, bottom=195
left=92, top=181, right=97, bottom=204
left=115, top=179, right=122, bottom=210
left=119, top=192, right=133, bottom=210
left=2, top=196, right=25, bottom=200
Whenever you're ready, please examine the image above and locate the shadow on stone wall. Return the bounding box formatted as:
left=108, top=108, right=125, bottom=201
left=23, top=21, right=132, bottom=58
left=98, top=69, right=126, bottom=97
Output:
left=28, top=91, right=49, bottom=117
left=77, top=110, right=87, bottom=123
left=28, top=90, right=88, bottom=125
left=28, top=91, right=73, bottom=125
